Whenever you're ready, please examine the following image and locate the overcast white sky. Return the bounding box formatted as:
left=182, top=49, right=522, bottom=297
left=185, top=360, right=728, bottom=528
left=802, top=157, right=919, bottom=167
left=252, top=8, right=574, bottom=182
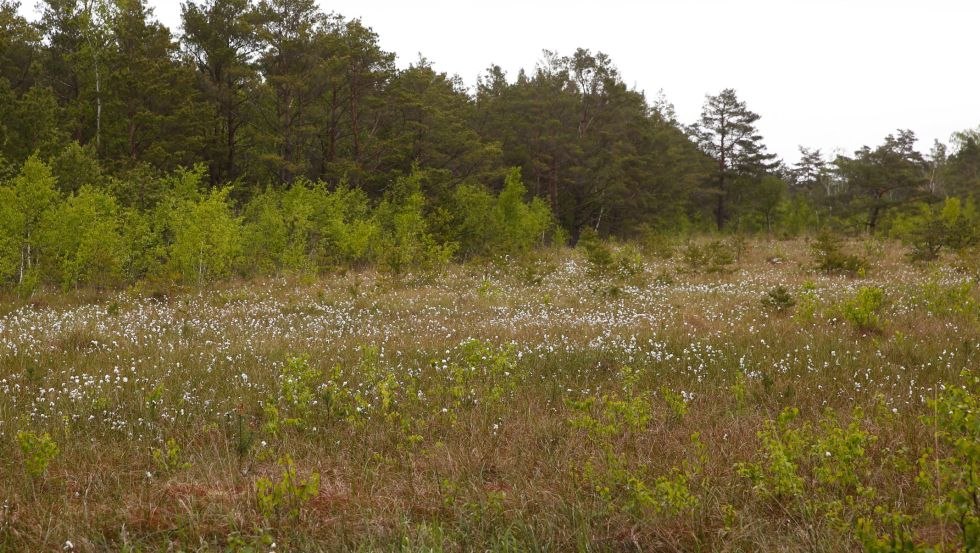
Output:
left=23, top=0, right=980, bottom=163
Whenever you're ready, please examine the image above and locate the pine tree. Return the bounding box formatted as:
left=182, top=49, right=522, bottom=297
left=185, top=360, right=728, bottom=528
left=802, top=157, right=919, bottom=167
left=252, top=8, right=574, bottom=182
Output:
left=690, top=88, right=776, bottom=230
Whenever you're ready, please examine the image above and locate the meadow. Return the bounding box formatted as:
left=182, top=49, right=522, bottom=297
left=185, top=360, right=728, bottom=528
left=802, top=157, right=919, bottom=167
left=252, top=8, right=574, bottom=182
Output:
left=0, top=237, right=977, bottom=552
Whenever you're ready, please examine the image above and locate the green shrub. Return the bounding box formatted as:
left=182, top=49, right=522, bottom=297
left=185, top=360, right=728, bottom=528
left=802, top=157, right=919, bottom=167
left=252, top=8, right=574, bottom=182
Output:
left=0, top=155, right=60, bottom=288
left=916, top=372, right=979, bottom=550
left=151, top=438, right=191, bottom=475
left=577, top=227, right=614, bottom=276
left=451, top=169, right=553, bottom=258
left=255, top=455, right=320, bottom=522
left=17, top=430, right=59, bottom=479
left=680, top=240, right=735, bottom=274
left=762, top=285, right=796, bottom=313
left=375, top=169, right=455, bottom=273
left=811, top=230, right=867, bottom=276
left=841, top=286, right=886, bottom=332
left=891, top=198, right=979, bottom=261
left=41, top=186, right=127, bottom=289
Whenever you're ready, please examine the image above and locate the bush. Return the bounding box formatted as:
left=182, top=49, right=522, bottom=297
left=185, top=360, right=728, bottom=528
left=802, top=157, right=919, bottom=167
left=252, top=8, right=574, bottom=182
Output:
left=811, top=230, right=867, bottom=276
left=452, top=168, right=553, bottom=258
left=375, top=169, right=455, bottom=273
left=17, top=430, right=59, bottom=479
left=680, top=240, right=735, bottom=274
left=762, top=285, right=796, bottom=313
left=41, top=186, right=127, bottom=289
left=0, top=155, right=60, bottom=288
left=841, top=286, right=886, bottom=332
left=165, top=186, right=242, bottom=285
left=241, top=181, right=379, bottom=275
left=892, top=198, right=979, bottom=262
left=577, top=227, right=614, bottom=276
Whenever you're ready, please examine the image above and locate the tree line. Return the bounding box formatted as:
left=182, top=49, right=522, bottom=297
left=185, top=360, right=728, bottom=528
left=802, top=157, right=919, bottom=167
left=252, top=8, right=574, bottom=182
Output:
left=1, top=0, right=978, bottom=290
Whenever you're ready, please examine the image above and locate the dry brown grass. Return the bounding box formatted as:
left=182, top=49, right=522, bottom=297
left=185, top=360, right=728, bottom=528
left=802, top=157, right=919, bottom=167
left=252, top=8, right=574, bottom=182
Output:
left=0, top=238, right=977, bottom=551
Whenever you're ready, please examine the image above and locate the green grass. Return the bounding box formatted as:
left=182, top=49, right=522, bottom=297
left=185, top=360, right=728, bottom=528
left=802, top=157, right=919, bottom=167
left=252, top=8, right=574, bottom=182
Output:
left=0, top=239, right=977, bottom=552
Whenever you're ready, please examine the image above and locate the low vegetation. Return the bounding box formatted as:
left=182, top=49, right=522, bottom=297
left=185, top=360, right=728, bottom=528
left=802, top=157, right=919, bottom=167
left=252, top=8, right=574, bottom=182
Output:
left=0, top=238, right=977, bottom=551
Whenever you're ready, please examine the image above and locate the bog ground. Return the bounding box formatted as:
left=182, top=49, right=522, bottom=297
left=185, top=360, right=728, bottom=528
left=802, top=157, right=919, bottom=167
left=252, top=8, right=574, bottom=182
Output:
left=0, top=239, right=977, bottom=552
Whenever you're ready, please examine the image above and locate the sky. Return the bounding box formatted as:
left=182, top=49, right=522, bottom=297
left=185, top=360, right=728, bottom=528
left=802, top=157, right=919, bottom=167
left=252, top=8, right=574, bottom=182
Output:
left=21, top=0, right=980, bottom=163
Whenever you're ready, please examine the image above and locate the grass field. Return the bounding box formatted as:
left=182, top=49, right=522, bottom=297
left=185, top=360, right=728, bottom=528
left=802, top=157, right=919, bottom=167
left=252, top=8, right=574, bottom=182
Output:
left=0, top=238, right=977, bottom=552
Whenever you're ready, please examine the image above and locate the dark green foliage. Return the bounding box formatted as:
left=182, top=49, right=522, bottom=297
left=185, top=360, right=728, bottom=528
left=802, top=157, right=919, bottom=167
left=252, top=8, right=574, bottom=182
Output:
left=891, top=198, right=979, bottom=261
left=577, top=228, right=614, bottom=276
left=689, top=89, right=777, bottom=230
left=811, top=231, right=867, bottom=276
left=0, top=0, right=977, bottom=292
left=762, top=285, right=796, bottom=313
left=834, top=131, right=929, bottom=233
left=680, top=240, right=736, bottom=274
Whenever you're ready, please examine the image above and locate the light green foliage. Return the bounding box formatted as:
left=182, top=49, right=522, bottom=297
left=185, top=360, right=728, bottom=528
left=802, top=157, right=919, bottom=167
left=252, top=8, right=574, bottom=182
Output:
left=569, top=366, right=698, bottom=518
left=241, top=181, right=379, bottom=275
left=737, top=408, right=807, bottom=498
left=795, top=281, right=820, bottom=324
left=891, top=198, right=979, bottom=261
left=240, top=189, right=288, bottom=276
left=812, top=411, right=875, bottom=491
left=493, top=168, right=553, bottom=254
left=0, top=155, right=60, bottom=289
left=41, top=186, right=127, bottom=289
left=737, top=406, right=880, bottom=541
left=855, top=373, right=978, bottom=552
left=151, top=438, right=191, bottom=475
left=255, top=455, right=320, bottom=522
left=918, top=279, right=978, bottom=318
left=278, top=356, right=322, bottom=430
left=917, top=373, right=979, bottom=550
left=375, top=169, right=455, bottom=273
left=165, top=180, right=242, bottom=285
left=856, top=513, right=922, bottom=553
left=452, top=168, right=553, bottom=258
left=841, top=286, right=886, bottom=332
left=16, top=430, right=60, bottom=479
left=660, top=386, right=688, bottom=420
